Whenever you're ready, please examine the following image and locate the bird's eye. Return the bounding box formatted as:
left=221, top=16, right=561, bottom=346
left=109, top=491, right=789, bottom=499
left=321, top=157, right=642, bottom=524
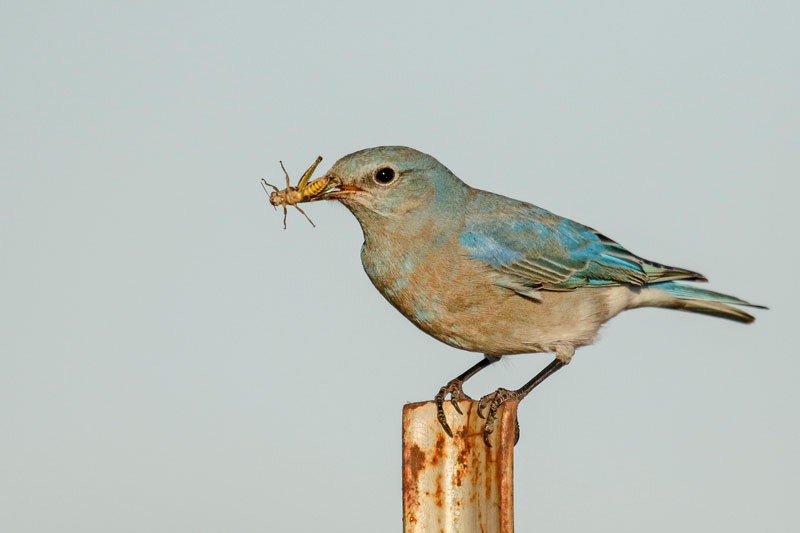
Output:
left=373, top=167, right=396, bottom=185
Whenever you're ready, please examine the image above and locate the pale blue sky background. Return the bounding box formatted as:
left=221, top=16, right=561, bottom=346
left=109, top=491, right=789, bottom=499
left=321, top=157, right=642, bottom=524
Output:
left=1, top=1, right=797, bottom=532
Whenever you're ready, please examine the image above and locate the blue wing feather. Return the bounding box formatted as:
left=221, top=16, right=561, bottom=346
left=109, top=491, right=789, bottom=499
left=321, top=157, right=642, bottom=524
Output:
left=459, top=192, right=704, bottom=292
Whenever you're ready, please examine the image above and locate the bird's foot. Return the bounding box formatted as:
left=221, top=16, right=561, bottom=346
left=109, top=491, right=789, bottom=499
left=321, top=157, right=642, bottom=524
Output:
left=434, top=379, right=473, bottom=437
left=477, top=388, right=521, bottom=447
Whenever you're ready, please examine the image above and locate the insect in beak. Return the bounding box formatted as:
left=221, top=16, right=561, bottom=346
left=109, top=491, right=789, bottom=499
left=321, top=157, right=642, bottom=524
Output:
left=261, top=156, right=340, bottom=229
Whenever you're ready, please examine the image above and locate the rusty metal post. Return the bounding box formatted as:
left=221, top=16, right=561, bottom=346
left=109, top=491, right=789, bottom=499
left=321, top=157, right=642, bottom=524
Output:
left=402, top=399, right=518, bottom=533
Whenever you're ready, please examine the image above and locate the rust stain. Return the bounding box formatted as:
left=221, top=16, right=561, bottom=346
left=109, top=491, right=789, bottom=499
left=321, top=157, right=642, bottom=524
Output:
left=470, top=440, right=481, bottom=489
left=454, top=445, right=468, bottom=487
left=404, top=441, right=426, bottom=528
left=431, top=433, right=445, bottom=466
left=404, top=399, right=517, bottom=532
left=407, top=443, right=427, bottom=481
left=498, top=404, right=517, bottom=533
left=404, top=401, right=428, bottom=413
left=484, top=456, right=493, bottom=501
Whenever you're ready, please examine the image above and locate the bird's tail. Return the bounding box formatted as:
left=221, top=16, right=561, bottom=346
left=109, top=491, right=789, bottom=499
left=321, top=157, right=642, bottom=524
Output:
left=634, top=281, right=766, bottom=324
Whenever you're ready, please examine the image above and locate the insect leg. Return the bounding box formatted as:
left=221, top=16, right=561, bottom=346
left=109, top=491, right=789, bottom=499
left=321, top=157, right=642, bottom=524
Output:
left=292, top=204, right=316, bottom=228
left=279, top=161, right=291, bottom=188
left=297, top=156, right=323, bottom=190
left=281, top=204, right=289, bottom=229
left=261, top=179, right=280, bottom=193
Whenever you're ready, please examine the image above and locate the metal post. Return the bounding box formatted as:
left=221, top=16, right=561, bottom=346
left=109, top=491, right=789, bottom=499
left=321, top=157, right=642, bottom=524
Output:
left=402, top=399, right=518, bottom=533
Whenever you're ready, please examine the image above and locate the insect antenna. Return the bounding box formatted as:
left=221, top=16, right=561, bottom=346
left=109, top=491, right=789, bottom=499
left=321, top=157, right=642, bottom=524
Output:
left=260, top=179, right=278, bottom=211
left=261, top=179, right=280, bottom=193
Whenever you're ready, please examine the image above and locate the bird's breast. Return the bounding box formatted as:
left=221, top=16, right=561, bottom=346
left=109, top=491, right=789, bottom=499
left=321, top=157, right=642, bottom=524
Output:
left=359, top=235, right=512, bottom=351
left=359, top=235, right=618, bottom=355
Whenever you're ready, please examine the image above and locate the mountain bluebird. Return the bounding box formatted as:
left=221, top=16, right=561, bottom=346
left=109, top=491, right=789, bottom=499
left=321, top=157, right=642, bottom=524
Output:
left=315, top=146, right=763, bottom=444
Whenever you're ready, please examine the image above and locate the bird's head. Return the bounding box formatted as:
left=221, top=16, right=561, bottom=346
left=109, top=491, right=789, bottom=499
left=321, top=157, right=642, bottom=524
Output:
left=320, top=146, right=470, bottom=225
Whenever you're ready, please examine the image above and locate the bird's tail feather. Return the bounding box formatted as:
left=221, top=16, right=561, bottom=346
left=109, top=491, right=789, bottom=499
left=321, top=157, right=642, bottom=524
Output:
left=637, top=281, right=766, bottom=324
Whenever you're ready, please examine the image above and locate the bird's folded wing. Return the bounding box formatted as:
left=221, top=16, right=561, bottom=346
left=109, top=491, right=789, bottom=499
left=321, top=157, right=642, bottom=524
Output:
left=459, top=206, right=704, bottom=293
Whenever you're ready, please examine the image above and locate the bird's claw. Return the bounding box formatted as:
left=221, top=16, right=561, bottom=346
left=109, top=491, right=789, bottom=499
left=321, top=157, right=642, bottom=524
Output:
left=477, top=388, right=521, bottom=447
left=434, top=379, right=472, bottom=437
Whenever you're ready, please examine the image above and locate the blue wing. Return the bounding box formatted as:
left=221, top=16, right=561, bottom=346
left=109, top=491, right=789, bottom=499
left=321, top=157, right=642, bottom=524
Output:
left=459, top=195, right=705, bottom=294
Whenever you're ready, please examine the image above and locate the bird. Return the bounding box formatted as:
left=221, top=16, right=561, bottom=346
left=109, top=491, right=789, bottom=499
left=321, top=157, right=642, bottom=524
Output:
left=316, top=146, right=764, bottom=445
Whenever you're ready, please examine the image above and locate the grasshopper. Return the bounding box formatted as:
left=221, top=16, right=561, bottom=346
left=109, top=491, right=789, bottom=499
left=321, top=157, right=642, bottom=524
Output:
left=262, top=156, right=338, bottom=229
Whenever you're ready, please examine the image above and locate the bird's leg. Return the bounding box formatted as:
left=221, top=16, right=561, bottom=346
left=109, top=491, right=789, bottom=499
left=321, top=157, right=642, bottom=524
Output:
left=292, top=204, right=316, bottom=228
left=478, top=358, right=566, bottom=447
left=435, top=355, right=500, bottom=437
